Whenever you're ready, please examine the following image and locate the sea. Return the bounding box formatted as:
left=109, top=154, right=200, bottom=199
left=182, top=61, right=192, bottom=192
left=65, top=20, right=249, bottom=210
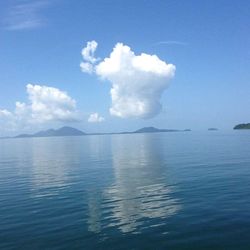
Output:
left=0, top=131, right=250, bottom=250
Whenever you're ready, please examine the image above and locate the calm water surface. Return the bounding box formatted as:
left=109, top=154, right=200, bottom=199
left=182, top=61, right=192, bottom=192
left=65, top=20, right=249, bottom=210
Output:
left=0, top=131, right=250, bottom=249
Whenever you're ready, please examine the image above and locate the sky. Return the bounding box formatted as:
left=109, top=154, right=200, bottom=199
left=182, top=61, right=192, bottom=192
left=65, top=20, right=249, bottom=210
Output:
left=0, top=0, right=250, bottom=136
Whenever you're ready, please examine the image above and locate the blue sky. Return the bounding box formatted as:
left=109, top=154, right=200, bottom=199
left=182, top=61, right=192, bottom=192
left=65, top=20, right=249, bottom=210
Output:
left=0, top=0, right=250, bottom=135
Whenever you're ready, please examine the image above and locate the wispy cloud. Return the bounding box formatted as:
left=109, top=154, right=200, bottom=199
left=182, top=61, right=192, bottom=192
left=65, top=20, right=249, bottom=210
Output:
left=154, top=41, right=188, bottom=46
left=3, top=1, right=50, bottom=31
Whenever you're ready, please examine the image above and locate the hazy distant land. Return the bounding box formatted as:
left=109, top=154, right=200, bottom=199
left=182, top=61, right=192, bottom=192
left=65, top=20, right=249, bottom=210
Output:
left=2, top=126, right=191, bottom=139
left=234, top=123, right=250, bottom=130
left=2, top=123, right=250, bottom=139
left=15, top=126, right=86, bottom=138
left=208, top=128, right=218, bottom=131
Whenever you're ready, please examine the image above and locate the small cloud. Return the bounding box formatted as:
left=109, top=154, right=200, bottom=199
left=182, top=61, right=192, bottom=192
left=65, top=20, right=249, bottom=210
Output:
left=0, top=109, right=13, bottom=118
left=88, top=113, right=105, bottom=123
left=80, top=62, right=94, bottom=74
left=81, top=41, right=176, bottom=119
left=3, top=1, right=50, bottom=31
left=81, top=40, right=99, bottom=63
left=80, top=40, right=99, bottom=73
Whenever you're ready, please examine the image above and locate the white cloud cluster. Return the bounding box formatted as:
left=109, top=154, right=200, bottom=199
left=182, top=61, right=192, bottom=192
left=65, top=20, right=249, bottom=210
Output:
left=81, top=40, right=99, bottom=63
left=0, top=109, right=12, bottom=118
left=0, top=84, right=79, bottom=132
left=25, top=84, right=77, bottom=123
left=80, top=40, right=99, bottom=74
left=88, top=113, right=104, bottom=123
left=80, top=41, right=176, bottom=118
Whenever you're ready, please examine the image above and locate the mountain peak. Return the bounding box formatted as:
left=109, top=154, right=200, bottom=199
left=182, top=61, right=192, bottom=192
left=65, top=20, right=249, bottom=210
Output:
left=134, top=127, right=160, bottom=133
left=134, top=127, right=179, bottom=133
left=15, top=126, right=85, bottom=138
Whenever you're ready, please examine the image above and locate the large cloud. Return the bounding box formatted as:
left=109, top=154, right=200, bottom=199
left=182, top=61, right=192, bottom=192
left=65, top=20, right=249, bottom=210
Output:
left=25, top=84, right=78, bottom=123
left=0, top=84, right=79, bottom=132
left=80, top=41, right=176, bottom=119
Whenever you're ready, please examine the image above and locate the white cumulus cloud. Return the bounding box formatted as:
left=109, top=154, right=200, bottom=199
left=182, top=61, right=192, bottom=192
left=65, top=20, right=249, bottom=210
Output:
left=80, top=41, right=175, bottom=119
left=81, top=40, right=99, bottom=63
left=0, top=84, right=79, bottom=133
left=80, top=40, right=99, bottom=73
left=0, top=109, right=13, bottom=118
left=25, top=84, right=78, bottom=123
left=88, top=113, right=104, bottom=123
left=80, top=62, right=94, bottom=74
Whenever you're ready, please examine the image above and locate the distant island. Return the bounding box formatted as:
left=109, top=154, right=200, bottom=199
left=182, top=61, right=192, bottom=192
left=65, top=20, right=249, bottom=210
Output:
left=134, top=127, right=179, bottom=133
left=234, top=123, right=250, bottom=130
left=5, top=126, right=191, bottom=139
left=208, top=128, right=218, bottom=131
left=15, top=126, right=85, bottom=138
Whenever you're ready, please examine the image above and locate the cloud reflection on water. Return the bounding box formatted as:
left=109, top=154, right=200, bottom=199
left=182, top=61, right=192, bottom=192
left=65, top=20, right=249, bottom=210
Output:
left=29, top=138, right=77, bottom=197
left=88, top=134, right=181, bottom=233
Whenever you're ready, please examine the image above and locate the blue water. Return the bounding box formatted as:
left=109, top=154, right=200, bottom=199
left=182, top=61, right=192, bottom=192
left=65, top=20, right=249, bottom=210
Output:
left=0, top=131, right=250, bottom=249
